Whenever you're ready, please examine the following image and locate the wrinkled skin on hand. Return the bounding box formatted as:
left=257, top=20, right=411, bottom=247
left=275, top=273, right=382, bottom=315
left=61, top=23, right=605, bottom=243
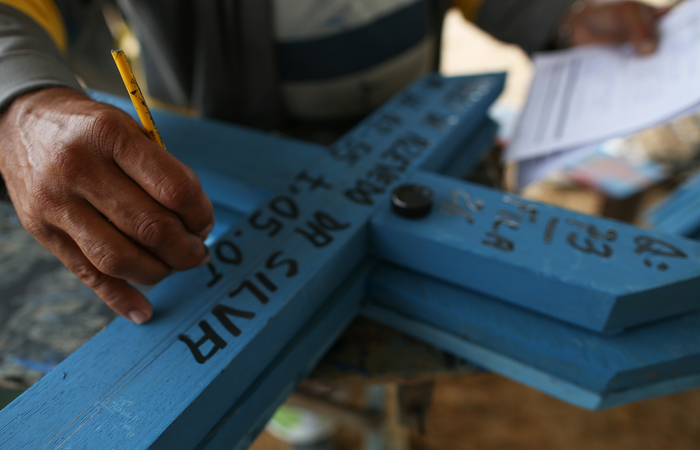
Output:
left=0, top=87, right=214, bottom=324
left=562, top=1, right=669, bottom=55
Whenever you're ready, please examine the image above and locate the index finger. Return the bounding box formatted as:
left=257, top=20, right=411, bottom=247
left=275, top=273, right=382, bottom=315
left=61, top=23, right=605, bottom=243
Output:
left=113, top=123, right=215, bottom=239
left=653, top=7, right=671, bottom=19
left=621, top=3, right=659, bottom=54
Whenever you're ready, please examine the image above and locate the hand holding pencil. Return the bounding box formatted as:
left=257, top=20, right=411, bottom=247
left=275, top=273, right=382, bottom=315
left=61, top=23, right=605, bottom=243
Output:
left=0, top=53, right=214, bottom=324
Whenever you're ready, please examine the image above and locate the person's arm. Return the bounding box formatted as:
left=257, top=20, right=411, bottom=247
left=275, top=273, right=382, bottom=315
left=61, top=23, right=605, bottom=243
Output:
left=0, top=1, right=214, bottom=324
left=0, top=1, right=82, bottom=110
left=454, top=0, right=574, bottom=53
left=557, top=0, right=668, bottom=55
left=452, top=0, right=667, bottom=55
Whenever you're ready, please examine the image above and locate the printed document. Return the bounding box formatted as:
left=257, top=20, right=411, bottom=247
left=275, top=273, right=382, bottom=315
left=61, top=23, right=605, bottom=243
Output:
left=505, top=0, right=700, bottom=162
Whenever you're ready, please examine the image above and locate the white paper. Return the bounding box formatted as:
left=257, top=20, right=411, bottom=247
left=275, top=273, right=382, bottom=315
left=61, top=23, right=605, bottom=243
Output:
left=505, top=0, right=700, bottom=162
left=515, top=145, right=598, bottom=190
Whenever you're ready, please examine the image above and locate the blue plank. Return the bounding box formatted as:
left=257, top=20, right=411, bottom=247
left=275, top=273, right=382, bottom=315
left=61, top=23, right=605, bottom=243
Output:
left=197, top=167, right=271, bottom=216
left=361, top=301, right=607, bottom=409
left=369, top=170, right=700, bottom=332
left=437, top=117, right=498, bottom=179
left=418, top=97, right=497, bottom=175
left=361, top=300, right=700, bottom=410
left=644, top=170, right=700, bottom=238
left=205, top=205, right=245, bottom=244
left=368, top=263, right=700, bottom=395
left=89, top=90, right=326, bottom=197
left=196, top=262, right=373, bottom=450
left=361, top=301, right=700, bottom=410
left=1, top=74, right=505, bottom=448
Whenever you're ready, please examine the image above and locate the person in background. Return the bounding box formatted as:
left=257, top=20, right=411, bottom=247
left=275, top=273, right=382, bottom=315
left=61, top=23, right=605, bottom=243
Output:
left=0, top=0, right=668, bottom=323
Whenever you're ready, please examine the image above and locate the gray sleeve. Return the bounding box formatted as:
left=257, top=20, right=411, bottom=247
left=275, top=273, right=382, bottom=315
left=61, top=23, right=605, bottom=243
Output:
left=0, top=3, right=83, bottom=112
left=474, top=0, right=573, bottom=53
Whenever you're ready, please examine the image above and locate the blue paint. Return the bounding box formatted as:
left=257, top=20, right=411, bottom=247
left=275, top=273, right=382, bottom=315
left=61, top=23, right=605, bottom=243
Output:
left=5, top=72, right=700, bottom=448
left=368, top=263, right=700, bottom=396
left=6, top=73, right=700, bottom=448
left=5, top=73, right=700, bottom=449
left=644, top=170, right=700, bottom=238
left=89, top=90, right=328, bottom=197
left=194, top=262, right=373, bottom=450
left=1, top=74, right=504, bottom=448
left=361, top=301, right=700, bottom=410
left=435, top=117, right=498, bottom=179
left=361, top=300, right=608, bottom=409
left=204, top=205, right=245, bottom=244
left=369, top=170, right=700, bottom=332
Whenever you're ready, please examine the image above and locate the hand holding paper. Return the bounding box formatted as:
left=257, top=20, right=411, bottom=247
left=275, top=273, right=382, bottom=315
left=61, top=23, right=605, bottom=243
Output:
left=506, top=0, right=700, bottom=165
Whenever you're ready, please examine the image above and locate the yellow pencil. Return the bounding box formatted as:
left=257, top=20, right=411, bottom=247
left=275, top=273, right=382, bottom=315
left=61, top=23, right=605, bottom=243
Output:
left=111, top=49, right=166, bottom=149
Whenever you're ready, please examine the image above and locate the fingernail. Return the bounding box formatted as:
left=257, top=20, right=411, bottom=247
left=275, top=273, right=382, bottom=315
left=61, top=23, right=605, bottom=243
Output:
left=199, top=222, right=214, bottom=240
left=196, top=245, right=211, bottom=268
left=639, top=40, right=656, bottom=54
left=128, top=310, right=148, bottom=325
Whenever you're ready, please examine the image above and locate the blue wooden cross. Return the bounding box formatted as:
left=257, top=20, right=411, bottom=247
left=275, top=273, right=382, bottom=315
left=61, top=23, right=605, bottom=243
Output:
left=645, top=170, right=700, bottom=240
left=3, top=73, right=700, bottom=449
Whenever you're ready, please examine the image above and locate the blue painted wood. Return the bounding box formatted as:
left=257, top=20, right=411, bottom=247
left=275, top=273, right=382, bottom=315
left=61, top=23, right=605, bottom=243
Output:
left=6, top=70, right=700, bottom=447
left=361, top=300, right=700, bottom=410
left=196, top=262, right=374, bottom=450
left=361, top=300, right=607, bottom=409
left=644, top=170, right=700, bottom=238
left=0, top=74, right=505, bottom=448
left=91, top=89, right=498, bottom=217
left=89, top=90, right=325, bottom=199
left=369, top=170, right=700, bottom=333
left=438, top=117, right=498, bottom=179
left=419, top=110, right=496, bottom=176
left=197, top=167, right=271, bottom=216
left=368, top=263, right=700, bottom=396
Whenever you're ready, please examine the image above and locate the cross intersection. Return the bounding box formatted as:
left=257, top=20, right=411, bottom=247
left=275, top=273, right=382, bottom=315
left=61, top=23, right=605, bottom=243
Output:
left=3, top=73, right=700, bottom=448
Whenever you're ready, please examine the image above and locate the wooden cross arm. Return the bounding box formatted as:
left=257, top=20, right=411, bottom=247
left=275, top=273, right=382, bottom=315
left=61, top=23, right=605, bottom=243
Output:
left=366, top=260, right=700, bottom=410
left=645, top=170, right=700, bottom=239
left=0, top=73, right=506, bottom=448
left=369, top=170, right=700, bottom=333
left=4, top=71, right=700, bottom=450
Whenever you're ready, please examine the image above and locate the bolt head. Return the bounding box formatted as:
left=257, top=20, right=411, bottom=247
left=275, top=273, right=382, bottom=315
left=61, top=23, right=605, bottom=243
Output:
left=390, top=184, right=434, bottom=218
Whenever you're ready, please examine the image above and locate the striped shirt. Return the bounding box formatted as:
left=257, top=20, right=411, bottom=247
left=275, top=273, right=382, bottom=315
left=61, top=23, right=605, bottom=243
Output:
left=273, top=0, right=437, bottom=120
left=0, top=0, right=572, bottom=125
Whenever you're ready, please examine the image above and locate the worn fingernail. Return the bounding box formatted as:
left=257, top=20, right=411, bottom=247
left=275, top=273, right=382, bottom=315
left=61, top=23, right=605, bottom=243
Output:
left=199, top=222, right=214, bottom=240
left=197, top=245, right=211, bottom=268
left=128, top=310, right=148, bottom=325
left=639, top=40, right=656, bottom=54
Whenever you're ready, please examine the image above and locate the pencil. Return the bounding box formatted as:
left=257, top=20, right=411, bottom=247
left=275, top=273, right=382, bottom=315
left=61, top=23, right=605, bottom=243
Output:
left=111, top=49, right=166, bottom=149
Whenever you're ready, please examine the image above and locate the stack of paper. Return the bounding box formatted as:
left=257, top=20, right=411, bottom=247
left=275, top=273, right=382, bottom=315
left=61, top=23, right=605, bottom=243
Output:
left=505, top=0, right=700, bottom=195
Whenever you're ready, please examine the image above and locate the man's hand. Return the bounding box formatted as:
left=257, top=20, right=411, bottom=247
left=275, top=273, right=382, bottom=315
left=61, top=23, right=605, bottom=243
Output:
left=0, top=87, right=214, bottom=324
left=559, top=1, right=669, bottom=55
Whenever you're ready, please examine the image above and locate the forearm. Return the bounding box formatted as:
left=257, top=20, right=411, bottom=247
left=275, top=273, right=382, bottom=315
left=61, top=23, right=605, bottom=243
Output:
left=0, top=1, right=83, bottom=200
left=455, top=0, right=573, bottom=53
left=0, top=2, right=82, bottom=112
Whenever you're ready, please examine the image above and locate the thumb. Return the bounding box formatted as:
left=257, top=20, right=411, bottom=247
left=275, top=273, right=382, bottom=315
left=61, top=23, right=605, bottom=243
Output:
left=621, top=4, right=658, bottom=55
